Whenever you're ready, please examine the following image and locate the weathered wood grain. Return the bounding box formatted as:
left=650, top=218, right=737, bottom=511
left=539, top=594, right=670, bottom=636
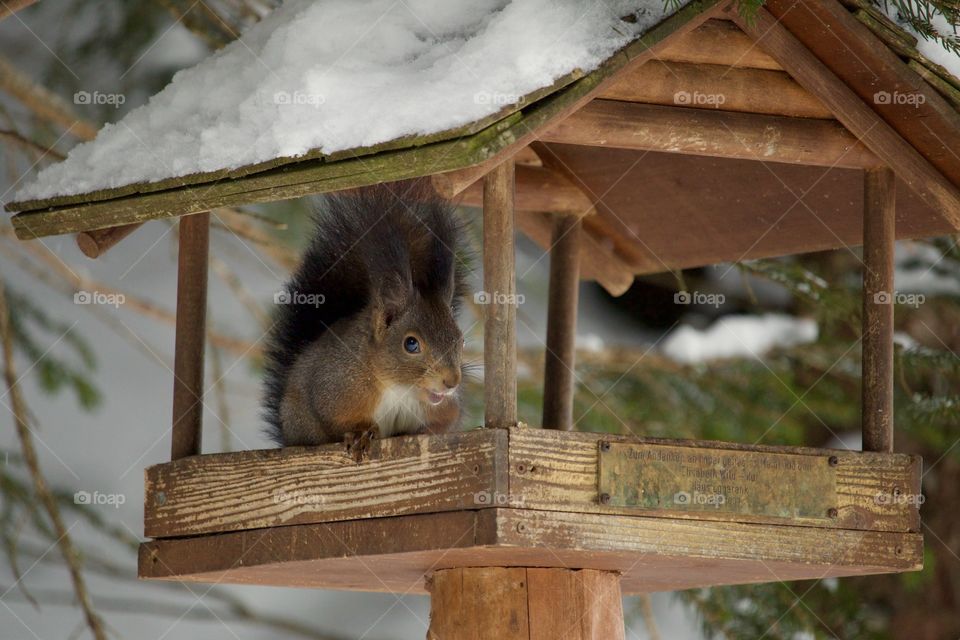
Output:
left=599, top=60, right=834, bottom=119
left=909, top=60, right=960, bottom=111
left=514, top=209, right=635, bottom=297
left=483, top=159, right=518, bottom=429
left=532, top=142, right=953, bottom=276
left=145, top=428, right=507, bottom=538
left=139, top=510, right=492, bottom=592
left=76, top=223, right=143, bottom=258
left=426, top=567, right=625, bottom=640
left=507, top=427, right=921, bottom=532
left=171, top=212, right=209, bottom=460
left=734, top=7, right=960, bottom=229
left=139, top=508, right=923, bottom=593
left=658, top=18, right=781, bottom=70
left=526, top=569, right=624, bottom=640
left=542, top=215, right=582, bottom=431
left=862, top=168, right=896, bottom=452
left=427, top=568, right=531, bottom=640
left=495, top=508, right=923, bottom=583
left=458, top=163, right=594, bottom=215
left=541, top=100, right=881, bottom=169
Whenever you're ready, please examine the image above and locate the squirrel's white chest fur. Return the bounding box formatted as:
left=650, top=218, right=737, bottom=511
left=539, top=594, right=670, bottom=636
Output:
left=373, top=385, right=425, bottom=437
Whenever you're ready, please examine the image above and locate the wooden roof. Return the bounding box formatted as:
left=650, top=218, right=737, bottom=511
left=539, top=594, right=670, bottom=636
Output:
left=6, top=0, right=960, bottom=293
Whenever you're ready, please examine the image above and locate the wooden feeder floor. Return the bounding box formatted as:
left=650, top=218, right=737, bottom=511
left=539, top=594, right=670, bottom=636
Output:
left=139, top=427, right=923, bottom=593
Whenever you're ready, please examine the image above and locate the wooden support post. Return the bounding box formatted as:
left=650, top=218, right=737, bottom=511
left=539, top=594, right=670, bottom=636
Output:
left=171, top=212, right=210, bottom=460
left=862, top=168, right=896, bottom=452
left=427, top=567, right=625, bottom=640
left=483, top=159, right=517, bottom=429
left=542, top=215, right=582, bottom=431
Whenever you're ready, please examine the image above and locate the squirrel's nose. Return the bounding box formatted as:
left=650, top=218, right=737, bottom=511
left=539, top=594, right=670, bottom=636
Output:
left=443, top=372, right=460, bottom=390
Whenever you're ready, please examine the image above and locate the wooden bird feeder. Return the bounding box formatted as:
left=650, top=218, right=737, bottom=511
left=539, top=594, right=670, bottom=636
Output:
left=7, top=0, right=960, bottom=636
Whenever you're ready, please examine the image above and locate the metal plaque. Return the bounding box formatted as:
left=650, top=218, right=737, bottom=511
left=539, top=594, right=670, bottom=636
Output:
left=598, top=443, right=838, bottom=520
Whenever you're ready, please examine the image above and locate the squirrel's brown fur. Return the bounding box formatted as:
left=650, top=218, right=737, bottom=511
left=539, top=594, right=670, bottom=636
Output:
left=262, top=181, right=469, bottom=448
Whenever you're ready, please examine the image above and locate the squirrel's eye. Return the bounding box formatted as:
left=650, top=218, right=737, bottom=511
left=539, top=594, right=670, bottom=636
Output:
left=403, top=336, right=421, bottom=354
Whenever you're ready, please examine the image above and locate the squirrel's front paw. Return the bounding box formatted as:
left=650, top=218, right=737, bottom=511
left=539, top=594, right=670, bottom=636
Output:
left=344, top=425, right=380, bottom=463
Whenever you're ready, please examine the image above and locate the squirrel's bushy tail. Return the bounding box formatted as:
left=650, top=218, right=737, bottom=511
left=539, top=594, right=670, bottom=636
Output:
left=261, top=180, right=468, bottom=445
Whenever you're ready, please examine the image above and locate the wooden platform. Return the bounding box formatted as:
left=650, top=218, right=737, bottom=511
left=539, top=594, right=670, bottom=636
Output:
left=139, top=427, right=923, bottom=593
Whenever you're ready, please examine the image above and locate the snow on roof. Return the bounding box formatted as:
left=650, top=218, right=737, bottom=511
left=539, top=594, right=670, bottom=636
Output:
left=15, top=0, right=674, bottom=202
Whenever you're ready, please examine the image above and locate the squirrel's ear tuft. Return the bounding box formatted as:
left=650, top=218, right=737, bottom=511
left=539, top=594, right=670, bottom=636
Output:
left=372, top=272, right=412, bottom=338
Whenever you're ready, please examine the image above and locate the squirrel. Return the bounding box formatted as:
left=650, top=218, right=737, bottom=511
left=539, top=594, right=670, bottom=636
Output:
left=262, top=181, right=470, bottom=460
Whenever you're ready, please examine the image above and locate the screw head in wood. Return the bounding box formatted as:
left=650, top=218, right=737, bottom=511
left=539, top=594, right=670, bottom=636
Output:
left=516, top=523, right=527, bottom=533
left=599, top=493, right=611, bottom=505
left=827, top=507, right=838, bottom=519
left=828, top=456, right=838, bottom=467
left=893, top=486, right=902, bottom=498
left=599, top=441, right=611, bottom=453
left=516, top=463, right=526, bottom=474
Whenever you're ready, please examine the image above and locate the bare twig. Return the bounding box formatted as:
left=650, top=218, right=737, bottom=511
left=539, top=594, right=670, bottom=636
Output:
left=0, top=229, right=259, bottom=356
left=210, top=253, right=270, bottom=329
left=0, top=277, right=108, bottom=640
left=209, top=345, right=233, bottom=452
left=0, top=238, right=172, bottom=366
left=0, top=55, right=98, bottom=141
left=154, top=0, right=237, bottom=49
left=637, top=594, right=662, bottom=640
left=0, top=128, right=65, bottom=161
left=211, top=207, right=297, bottom=270
left=0, top=0, right=38, bottom=23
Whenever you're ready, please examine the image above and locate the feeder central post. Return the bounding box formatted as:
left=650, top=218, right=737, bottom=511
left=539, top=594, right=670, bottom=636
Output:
left=427, top=567, right=625, bottom=640
left=483, top=159, right=518, bottom=428
left=171, top=212, right=210, bottom=460
left=862, top=167, right=895, bottom=452
left=542, top=214, right=582, bottom=430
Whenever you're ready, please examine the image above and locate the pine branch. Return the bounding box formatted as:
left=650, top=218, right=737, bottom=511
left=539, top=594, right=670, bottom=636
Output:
left=153, top=0, right=242, bottom=49
left=879, top=0, right=960, bottom=54
left=0, top=278, right=108, bottom=640
left=906, top=393, right=960, bottom=424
